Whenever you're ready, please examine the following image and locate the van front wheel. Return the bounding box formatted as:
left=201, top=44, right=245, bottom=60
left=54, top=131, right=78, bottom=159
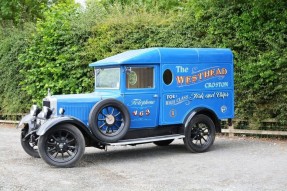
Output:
left=38, top=124, right=85, bottom=168
left=20, top=128, right=40, bottom=158
left=184, top=114, right=215, bottom=153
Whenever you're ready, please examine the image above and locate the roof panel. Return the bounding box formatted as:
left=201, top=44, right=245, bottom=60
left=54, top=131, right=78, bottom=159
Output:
left=89, top=48, right=160, bottom=67
left=89, top=48, right=232, bottom=67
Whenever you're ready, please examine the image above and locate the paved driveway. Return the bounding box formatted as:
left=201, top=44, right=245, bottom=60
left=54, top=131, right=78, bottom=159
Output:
left=0, top=124, right=286, bottom=191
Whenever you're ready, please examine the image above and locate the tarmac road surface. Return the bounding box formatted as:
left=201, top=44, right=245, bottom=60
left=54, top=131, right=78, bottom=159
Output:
left=0, top=124, right=286, bottom=191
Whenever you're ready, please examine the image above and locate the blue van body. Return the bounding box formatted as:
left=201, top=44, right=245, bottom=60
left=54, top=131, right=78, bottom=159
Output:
left=18, top=47, right=234, bottom=167
left=55, top=48, right=234, bottom=129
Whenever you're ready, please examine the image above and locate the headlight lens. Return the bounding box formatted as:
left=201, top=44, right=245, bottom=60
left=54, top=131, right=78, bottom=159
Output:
left=30, top=105, right=41, bottom=116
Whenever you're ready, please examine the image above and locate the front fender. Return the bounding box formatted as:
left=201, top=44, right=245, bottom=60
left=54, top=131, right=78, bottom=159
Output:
left=36, top=116, right=94, bottom=138
left=17, top=114, right=35, bottom=129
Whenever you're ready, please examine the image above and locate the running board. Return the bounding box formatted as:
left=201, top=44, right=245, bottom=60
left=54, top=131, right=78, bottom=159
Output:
left=107, top=134, right=185, bottom=146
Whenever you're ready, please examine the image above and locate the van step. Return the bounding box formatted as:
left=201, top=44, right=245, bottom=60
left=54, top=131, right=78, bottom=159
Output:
left=107, top=134, right=185, bottom=146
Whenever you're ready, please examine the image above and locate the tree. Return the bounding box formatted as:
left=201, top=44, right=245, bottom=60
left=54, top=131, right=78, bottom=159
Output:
left=0, top=0, right=63, bottom=27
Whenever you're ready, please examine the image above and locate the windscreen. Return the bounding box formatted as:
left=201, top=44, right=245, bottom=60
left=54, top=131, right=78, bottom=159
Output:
left=95, top=68, right=120, bottom=89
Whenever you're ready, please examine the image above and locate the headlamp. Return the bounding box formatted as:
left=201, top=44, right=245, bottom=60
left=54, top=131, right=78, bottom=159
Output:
left=43, top=106, right=52, bottom=119
left=30, top=105, right=41, bottom=116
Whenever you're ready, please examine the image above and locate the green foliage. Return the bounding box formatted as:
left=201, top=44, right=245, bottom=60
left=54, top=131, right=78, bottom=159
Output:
left=0, top=0, right=63, bottom=27
left=19, top=2, right=93, bottom=103
left=0, top=24, right=34, bottom=113
left=98, top=0, right=186, bottom=13
left=1, top=0, right=286, bottom=124
left=85, top=3, right=172, bottom=61
left=86, top=0, right=287, bottom=122
left=0, top=0, right=75, bottom=113
left=160, top=0, right=287, bottom=122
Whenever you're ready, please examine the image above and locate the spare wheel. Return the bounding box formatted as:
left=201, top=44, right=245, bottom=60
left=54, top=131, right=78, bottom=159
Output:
left=89, top=99, right=130, bottom=142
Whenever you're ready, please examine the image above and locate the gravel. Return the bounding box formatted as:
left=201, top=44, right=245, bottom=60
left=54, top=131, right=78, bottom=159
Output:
left=0, top=124, right=286, bottom=191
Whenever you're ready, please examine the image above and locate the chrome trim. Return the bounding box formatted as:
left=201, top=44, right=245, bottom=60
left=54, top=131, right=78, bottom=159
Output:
left=43, top=96, right=57, bottom=116
left=49, top=97, right=57, bottom=115
left=107, top=134, right=185, bottom=146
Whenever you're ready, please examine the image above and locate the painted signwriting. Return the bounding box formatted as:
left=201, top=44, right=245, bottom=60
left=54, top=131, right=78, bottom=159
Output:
left=165, top=95, right=191, bottom=106
left=132, top=109, right=151, bottom=117
left=170, top=109, right=176, bottom=117
left=205, top=82, right=229, bottom=88
left=221, top=105, right=227, bottom=113
left=165, top=92, right=229, bottom=106
left=129, top=99, right=154, bottom=121
left=174, top=65, right=228, bottom=88
left=192, top=92, right=229, bottom=99
left=128, top=99, right=155, bottom=107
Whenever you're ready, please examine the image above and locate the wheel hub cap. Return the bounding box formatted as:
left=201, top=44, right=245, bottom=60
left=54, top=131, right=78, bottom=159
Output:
left=56, top=141, right=68, bottom=152
left=105, top=115, right=115, bottom=125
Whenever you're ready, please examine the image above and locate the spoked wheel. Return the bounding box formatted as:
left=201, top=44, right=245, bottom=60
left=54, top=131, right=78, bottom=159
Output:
left=38, top=124, right=85, bottom=167
left=153, top=139, right=174, bottom=146
left=21, top=128, right=40, bottom=158
left=184, top=114, right=216, bottom=153
left=89, top=99, right=130, bottom=142
left=97, top=106, right=124, bottom=136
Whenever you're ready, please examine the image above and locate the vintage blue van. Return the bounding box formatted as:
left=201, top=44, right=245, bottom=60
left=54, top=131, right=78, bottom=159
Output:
left=18, top=48, right=234, bottom=167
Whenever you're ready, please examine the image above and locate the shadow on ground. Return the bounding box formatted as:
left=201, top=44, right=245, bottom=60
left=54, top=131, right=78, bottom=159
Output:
left=78, top=138, right=242, bottom=167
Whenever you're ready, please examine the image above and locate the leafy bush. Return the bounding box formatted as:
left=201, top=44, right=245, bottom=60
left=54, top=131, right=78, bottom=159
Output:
left=166, top=0, right=287, bottom=122
left=85, top=3, right=172, bottom=61
left=1, top=0, right=286, bottom=124
left=0, top=24, right=34, bottom=113
left=85, top=0, right=287, bottom=122
left=19, top=2, right=94, bottom=103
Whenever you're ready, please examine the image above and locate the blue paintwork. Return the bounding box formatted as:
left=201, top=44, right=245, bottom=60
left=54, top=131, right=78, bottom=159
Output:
left=54, top=48, right=234, bottom=129
left=89, top=48, right=232, bottom=66
left=55, top=92, right=122, bottom=125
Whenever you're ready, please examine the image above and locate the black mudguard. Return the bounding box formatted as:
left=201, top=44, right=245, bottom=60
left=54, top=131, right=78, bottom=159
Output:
left=17, top=114, right=35, bottom=129
left=36, top=116, right=96, bottom=141
left=184, top=108, right=221, bottom=133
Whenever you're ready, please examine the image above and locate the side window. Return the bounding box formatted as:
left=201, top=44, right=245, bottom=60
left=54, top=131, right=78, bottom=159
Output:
left=163, top=69, right=172, bottom=85
left=126, top=67, right=154, bottom=89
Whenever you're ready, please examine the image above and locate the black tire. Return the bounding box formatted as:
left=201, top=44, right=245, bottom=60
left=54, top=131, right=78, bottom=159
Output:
left=38, top=124, right=85, bottom=168
left=153, top=139, right=174, bottom=146
left=21, top=128, right=40, bottom=158
left=183, top=114, right=216, bottom=153
left=89, top=99, right=130, bottom=143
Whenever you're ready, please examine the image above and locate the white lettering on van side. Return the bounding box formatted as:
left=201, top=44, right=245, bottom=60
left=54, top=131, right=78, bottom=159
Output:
left=193, top=93, right=204, bottom=99
left=129, top=99, right=155, bottom=106
left=191, top=92, right=229, bottom=100
left=165, top=95, right=190, bottom=105
left=176, top=66, right=189, bottom=73
left=204, top=82, right=229, bottom=88
left=216, top=92, right=229, bottom=99
left=165, top=92, right=230, bottom=106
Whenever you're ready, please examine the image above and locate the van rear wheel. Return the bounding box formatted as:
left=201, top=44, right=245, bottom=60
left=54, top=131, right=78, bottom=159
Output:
left=184, top=114, right=215, bottom=153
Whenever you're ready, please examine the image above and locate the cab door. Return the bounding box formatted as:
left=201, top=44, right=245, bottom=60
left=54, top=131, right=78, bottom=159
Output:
left=123, top=65, right=159, bottom=129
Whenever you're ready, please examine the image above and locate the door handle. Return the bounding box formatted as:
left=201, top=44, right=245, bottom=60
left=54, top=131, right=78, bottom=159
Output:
left=153, top=94, right=158, bottom=98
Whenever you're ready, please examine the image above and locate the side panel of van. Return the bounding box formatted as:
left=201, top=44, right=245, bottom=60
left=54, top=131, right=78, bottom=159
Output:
left=160, top=63, right=234, bottom=125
